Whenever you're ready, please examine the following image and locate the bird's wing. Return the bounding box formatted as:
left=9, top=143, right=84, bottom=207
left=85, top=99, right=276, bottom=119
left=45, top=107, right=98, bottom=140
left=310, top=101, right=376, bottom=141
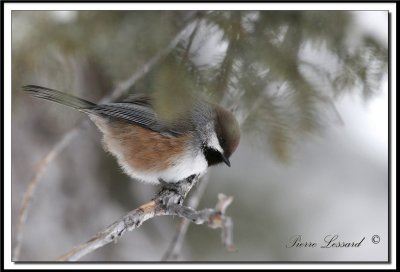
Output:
left=23, top=85, right=189, bottom=136
left=89, top=102, right=156, bottom=128
left=87, top=97, right=190, bottom=137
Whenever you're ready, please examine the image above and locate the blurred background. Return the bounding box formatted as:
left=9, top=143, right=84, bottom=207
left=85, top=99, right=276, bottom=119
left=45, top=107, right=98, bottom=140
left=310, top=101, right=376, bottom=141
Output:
left=11, top=10, right=388, bottom=261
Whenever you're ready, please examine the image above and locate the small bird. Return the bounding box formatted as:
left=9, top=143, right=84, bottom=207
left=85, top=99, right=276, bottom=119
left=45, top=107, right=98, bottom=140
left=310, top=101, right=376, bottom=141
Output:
left=23, top=85, right=240, bottom=185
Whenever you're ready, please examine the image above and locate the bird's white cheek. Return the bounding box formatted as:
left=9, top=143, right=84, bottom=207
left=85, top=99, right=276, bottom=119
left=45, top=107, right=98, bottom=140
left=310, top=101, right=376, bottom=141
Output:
left=208, top=131, right=223, bottom=154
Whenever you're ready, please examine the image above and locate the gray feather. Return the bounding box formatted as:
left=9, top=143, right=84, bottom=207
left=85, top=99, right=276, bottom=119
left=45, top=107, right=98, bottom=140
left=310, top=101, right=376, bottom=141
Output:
left=23, top=85, right=96, bottom=109
left=89, top=103, right=157, bottom=128
left=23, top=85, right=189, bottom=136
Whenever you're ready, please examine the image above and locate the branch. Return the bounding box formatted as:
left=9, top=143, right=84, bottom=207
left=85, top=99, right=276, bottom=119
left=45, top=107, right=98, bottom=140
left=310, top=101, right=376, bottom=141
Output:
left=13, top=127, right=83, bottom=261
left=57, top=176, right=235, bottom=261
left=13, top=19, right=197, bottom=261
left=180, top=18, right=201, bottom=66
left=161, top=173, right=211, bottom=261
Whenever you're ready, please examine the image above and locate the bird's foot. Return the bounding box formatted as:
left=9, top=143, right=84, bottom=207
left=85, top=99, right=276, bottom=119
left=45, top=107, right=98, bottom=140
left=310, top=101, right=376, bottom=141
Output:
left=157, top=175, right=198, bottom=207
left=158, top=178, right=181, bottom=193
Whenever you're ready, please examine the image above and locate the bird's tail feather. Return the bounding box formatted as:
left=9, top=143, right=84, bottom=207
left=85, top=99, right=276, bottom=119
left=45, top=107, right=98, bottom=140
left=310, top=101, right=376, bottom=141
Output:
left=22, top=85, right=96, bottom=109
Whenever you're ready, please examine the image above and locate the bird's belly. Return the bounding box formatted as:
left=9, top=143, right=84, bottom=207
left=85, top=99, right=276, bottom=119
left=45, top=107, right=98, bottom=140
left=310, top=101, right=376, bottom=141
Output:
left=114, top=148, right=208, bottom=184
left=124, top=151, right=208, bottom=184
left=98, top=121, right=207, bottom=184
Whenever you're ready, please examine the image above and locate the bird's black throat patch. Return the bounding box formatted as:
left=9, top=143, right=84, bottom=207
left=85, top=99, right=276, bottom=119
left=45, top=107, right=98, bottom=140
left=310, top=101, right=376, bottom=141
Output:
left=203, top=146, right=224, bottom=166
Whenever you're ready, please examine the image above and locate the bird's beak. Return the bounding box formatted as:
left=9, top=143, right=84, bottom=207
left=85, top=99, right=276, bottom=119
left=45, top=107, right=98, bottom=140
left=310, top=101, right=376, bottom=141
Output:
left=222, top=154, right=231, bottom=167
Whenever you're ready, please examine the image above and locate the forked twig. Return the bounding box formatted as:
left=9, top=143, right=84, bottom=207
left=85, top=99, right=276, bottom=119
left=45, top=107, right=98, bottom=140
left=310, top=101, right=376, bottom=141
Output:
left=161, top=173, right=211, bottom=261
left=57, top=176, right=234, bottom=261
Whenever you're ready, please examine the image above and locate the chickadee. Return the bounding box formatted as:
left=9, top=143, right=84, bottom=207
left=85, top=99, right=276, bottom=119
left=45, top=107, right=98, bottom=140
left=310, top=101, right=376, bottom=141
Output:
left=23, top=85, right=240, bottom=184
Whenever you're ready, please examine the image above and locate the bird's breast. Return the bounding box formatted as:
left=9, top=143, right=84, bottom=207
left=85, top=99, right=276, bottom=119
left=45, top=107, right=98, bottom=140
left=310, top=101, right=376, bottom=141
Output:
left=97, top=121, right=207, bottom=183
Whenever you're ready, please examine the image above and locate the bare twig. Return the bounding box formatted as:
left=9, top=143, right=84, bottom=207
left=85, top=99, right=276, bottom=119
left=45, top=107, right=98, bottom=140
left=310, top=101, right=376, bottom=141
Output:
left=101, top=24, right=191, bottom=104
left=180, top=18, right=201, bottom=66
left=13, top=20, right=196, bottom=261
left=161, top=173, right=211, bottom=261
left=13, top=127, right=83, bottom=261
left=57, top=175, right=234, bottom=261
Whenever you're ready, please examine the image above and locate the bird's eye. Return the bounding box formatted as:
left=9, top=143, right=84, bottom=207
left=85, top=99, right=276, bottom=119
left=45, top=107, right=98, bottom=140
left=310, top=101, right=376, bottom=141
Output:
left=219, top=137, right=226, bottom=146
